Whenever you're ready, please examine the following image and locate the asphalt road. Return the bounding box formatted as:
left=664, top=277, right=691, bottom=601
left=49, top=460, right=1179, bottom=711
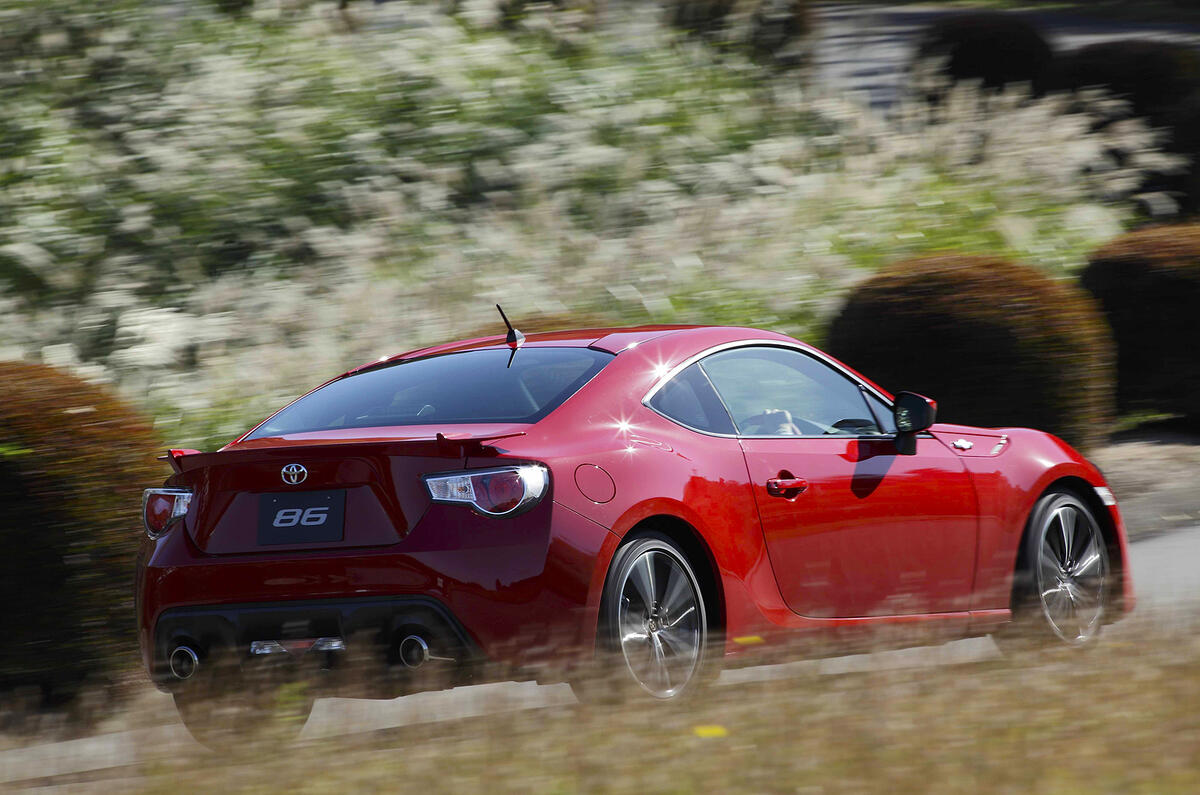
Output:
left=2, top=524, right=1197, bottom=788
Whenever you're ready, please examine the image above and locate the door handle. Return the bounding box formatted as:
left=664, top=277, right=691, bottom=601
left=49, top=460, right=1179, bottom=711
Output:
left=766, top=477, right=808, bottom=497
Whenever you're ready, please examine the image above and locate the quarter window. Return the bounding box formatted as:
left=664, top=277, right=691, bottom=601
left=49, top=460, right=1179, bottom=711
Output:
left=699, top=346, right=886, bottom=437
left=647, top=363, right=737, bottom=435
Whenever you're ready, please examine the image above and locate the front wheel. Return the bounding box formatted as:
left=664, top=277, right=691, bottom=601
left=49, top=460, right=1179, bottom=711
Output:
left=999, top=490, right=1111, bottom=650
left=574, top=532, right=714, bottom=702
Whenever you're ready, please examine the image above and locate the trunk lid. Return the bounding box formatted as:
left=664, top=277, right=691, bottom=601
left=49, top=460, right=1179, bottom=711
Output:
left=172, top=426, right=526, bottom=555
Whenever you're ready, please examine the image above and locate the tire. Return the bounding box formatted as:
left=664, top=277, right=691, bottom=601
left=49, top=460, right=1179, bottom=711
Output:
left=573, top=532, right=715, bottom=703
left=996, top=489, right=1111, bottom=652
left=172, top=652, right=315, bottom=750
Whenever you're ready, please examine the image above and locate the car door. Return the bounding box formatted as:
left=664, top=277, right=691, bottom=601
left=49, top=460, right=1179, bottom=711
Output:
left=698, top=345, right=978, bottom=618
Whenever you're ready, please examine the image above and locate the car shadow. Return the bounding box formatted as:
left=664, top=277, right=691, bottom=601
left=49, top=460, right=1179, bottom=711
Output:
left=848, top=439, right=897, bottom=499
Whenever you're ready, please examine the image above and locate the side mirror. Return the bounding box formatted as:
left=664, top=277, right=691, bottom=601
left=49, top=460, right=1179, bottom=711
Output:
left=893, top=392, right=937, bottom=455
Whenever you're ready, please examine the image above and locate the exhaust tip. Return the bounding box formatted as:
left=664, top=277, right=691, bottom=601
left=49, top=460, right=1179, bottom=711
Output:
left=398, top=635, right=430, bottom=669
left=169, top=645, right=200, bottom=680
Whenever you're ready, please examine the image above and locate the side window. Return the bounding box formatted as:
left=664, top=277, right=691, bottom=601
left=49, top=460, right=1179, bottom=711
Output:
left=699, top=347, right=884, bottom=437
left=647, top=363, right=736, bottom=435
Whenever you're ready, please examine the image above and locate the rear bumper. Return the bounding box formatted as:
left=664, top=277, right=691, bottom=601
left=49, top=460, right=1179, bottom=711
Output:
left=150, top=595, right=480, bottom=691
left=138, top=500, right=620, bottom=687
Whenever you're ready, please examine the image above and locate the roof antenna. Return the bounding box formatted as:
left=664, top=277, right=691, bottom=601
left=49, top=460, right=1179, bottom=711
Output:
left=496, top=304, right=524, bottom=368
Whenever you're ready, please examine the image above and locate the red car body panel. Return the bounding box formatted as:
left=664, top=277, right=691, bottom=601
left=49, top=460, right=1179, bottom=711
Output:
left=742, top=434, right=979, bottom=618
left=137, top=325, right=1133, bottom=687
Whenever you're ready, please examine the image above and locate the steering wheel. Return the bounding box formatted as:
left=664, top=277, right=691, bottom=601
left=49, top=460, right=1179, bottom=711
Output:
left=740, top=409, right=825, bottom=436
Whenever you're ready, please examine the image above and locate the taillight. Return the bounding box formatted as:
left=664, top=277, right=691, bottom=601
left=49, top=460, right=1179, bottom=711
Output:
left=423, top=465, right=549, bottom=517
left=142, top=488, right=192, bottom=538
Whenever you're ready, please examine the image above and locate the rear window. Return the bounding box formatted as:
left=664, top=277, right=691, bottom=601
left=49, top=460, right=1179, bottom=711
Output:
left=247, top=347, right=612, bottom=438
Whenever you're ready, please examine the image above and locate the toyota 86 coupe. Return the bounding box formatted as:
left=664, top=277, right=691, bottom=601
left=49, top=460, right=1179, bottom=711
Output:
left=136, top=319, right=1133, bottom=742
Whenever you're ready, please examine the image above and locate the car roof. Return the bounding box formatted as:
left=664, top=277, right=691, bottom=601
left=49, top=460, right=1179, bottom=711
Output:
left=343, top=325, right=705, bottom=376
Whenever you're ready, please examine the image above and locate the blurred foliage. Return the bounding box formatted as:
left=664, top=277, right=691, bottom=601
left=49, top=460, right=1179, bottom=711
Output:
left=665, top=0, right=816, bottom=65
left=747, top=0, right=815, bottom=65
left=912, top=12, right=1054, bottom=93
left=910, top=16, right=1200, bottom=214
left=211, top=0, right=255, bottom=15
left=453, top=309, right=619, bottom=342
left=827, top=254, right=1115, bottom=450
left=1082, top=224, right=1200, bottom=420
left=0, top=0, right=1167, bottom=453
left=1041, top=40, right=1200, bottom=210
left=666, top=0, right=736, bottom=36
left=0, top=361, right=164, bottom=699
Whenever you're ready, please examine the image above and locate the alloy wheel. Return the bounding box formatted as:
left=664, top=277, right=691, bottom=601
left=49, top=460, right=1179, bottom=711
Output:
left=1034, top=497, right=1109, bottom=645
left=616, top=546, right=705, bottom=699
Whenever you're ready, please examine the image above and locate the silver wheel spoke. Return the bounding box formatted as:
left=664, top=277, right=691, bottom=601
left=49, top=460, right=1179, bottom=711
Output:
left=657, top=626, right=697, bottom=661
left=644, top=553, right=659, bottom=604
left=1039, top=543, right=1064, bottom=586
left=627, top=557, right=655, bottom=610
left=660, top=637, right=697, bottom=687
left=1057, top=507, right=1077, bottom=567
left=1070, top=530, right=1101, bottom=573
left=660, top=565, right=690, bottom=617
left=1072, top=548, right=1103, bottom=579
left=664, top=604, right=696, bottom=629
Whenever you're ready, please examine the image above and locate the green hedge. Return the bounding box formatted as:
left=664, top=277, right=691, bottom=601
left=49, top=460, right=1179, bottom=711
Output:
left=0, top=362, right=164, bottom=701
left=1082, top=225, right=1200, bottom=419
left=826, top=255, right=1115, bottom=450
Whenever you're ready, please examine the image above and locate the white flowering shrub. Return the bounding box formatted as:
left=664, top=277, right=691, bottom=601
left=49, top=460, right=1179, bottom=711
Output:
left=0, top=1, right=1172, bottom=449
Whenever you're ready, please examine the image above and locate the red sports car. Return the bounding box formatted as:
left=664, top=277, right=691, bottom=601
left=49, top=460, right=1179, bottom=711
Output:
left=137, top=321, right=1133, bottom=742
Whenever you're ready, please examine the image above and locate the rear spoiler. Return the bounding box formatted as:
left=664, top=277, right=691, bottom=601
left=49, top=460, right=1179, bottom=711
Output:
left=160, top=432, right=526, bottom=475
left=159, top=448, right=202, bottom=475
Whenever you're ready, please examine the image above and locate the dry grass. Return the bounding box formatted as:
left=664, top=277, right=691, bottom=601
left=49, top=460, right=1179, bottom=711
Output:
left=23, top=605, right=1198, bottom=794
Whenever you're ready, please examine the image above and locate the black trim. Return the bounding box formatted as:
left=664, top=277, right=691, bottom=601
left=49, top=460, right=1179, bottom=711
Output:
left=152, top=595, right=481, bottom=685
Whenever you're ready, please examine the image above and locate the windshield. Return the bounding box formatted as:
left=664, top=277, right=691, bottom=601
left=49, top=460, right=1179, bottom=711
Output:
left=246, top=347, right=612, bottom=439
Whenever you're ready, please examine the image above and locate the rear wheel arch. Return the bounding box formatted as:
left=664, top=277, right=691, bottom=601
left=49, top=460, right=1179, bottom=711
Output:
left=575, top=516, right=723, bottom=701
left=613, top=515, right=726, bottom=639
